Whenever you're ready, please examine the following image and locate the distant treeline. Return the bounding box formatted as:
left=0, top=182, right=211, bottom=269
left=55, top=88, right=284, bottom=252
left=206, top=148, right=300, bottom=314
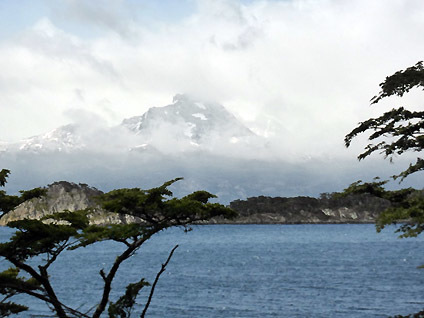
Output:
left=222, top=190, right=423, bottom=224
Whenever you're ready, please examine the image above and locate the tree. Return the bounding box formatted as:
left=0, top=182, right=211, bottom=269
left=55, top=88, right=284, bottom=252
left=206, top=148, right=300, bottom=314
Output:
left=344, top=61, right=424, bottom=238
left=0, top=169, right=47, bottom=219
left=344, top=62, right=424, bottom=317
left=345, top=61, right=424, bottom=181
left=0, top=171, right=236, bottom=317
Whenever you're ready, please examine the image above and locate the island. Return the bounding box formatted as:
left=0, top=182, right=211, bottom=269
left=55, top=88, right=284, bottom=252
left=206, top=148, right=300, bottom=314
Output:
left=0, top=181, right=392, bottom=226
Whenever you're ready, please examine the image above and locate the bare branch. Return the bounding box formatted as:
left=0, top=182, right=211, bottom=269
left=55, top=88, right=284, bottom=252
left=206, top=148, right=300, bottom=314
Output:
left=42, top=240, right=70, bottom=270
left=92, top=234, right=154, bottom=318
left=141, top=245, right=179, bottom=318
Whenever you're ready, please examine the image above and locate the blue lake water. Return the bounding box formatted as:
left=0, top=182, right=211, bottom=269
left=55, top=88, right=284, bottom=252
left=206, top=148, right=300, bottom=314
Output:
left=1, top=224, right=424, bottom=317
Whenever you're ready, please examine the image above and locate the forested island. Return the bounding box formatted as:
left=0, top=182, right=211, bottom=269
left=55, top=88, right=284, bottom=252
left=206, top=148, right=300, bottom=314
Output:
left=0, top=180, right=398, bottom=226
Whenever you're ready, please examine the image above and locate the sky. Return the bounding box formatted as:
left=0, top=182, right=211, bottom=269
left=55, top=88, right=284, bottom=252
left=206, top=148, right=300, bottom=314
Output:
left=0, top=0, right=423, bottom=196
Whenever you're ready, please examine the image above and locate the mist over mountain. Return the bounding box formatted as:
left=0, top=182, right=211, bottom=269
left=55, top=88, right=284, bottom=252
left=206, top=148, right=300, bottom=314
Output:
left=1, top=94, right=419, bottom=203
left=5, top=94, right=261, bottom=156
left=122, top=94, right=255, bottom=151
left=10, top=124, right=84, bottom=153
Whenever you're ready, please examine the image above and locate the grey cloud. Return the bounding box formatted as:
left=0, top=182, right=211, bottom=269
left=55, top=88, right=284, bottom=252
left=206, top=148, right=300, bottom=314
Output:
left=46, top=0, right=137, bottom=38
left=1, top=0, right=423, bottom=171
left=74, top=89, right=85, bottom=102
left=2, top=148, right=421, bottom=204
left=64, top=108, right=107, bottom=127
left=19, top=18, right=119, bottom=80
left=222, top=25, right=264, bottom=51
left=196, top=0, right=265, bottom=51
left=196, top=0, right=247, bottom=24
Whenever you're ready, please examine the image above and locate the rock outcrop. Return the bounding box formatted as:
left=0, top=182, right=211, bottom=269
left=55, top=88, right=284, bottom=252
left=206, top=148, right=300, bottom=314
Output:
left=0, top=181, right=139, bottom=226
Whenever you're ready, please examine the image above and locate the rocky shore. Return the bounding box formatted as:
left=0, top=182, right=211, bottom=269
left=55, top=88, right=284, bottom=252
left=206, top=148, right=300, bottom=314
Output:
left=221, top=193, right=390, bottom=224
left=0, top=182, right=391, bottom=226
left=0, top=181, right=140, bottom=226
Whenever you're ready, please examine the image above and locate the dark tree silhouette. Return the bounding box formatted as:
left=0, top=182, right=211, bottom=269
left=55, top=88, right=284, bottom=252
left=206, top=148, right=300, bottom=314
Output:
left=0, top=171, right=236, bottom=317
left=345, top=61, right=424, bottom=181
left=344, top=61, right=424, bottom=238
left=344, top=62, right=424, bottom=317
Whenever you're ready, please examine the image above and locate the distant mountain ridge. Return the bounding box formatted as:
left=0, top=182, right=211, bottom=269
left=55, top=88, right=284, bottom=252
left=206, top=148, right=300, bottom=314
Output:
left=2, top=94, right=257, bottom=154
left=2, top=94, right=379, bottom=205
left=122, top=94, right=254, bottom=145
left=15, top=124, right=84, bottom=153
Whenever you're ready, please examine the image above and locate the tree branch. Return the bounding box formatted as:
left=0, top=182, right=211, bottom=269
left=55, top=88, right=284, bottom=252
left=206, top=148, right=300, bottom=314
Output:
left=92, top=234, right=154, bottom=318
left=38, top=265, right=68, bottom=318
left=0, top=279, right=88, bottom=318
left=141, top=245, right=179, bottom=318
left=43, top=240, right=70, bottom=270
left=5, top=258, right=68, bottom=317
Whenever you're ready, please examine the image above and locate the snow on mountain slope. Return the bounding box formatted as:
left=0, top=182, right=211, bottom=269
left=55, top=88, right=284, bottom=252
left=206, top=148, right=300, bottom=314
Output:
left=121, top=94, right=256, bottom=151
left=2, top=94, right=261, bottom=156
left=15, top=124, right=85, bottom=153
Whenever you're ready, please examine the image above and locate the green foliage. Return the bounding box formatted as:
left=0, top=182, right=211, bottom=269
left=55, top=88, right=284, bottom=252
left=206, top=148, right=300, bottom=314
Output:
left=98, top=178, right=237, bottom=227
left=345, top=61, right=424, bottom=180
left=0, top=302, right=28, bottom=317
left=0, top=170, right=10, bottom=188
left=339, top=180, right=424, bottom=237
left=0, top=219, right=78, bottom=261
left=0, top=192, right=21, bottom=217
left=336, top=179, right=389, bottom=199
left=19, top=187, right=47, bottom=202
left=370, top=61, right=424, bottom=104
left=345, top=61, right=424, bottom=237
left=392, top=310, right=424, bottom=318
left=73, top=223, right=148, bottom=249
left=41, top=209, right=91, bottom=229
left=0, top=267, right=41, bottom=317
left=0, top=173, right=236, bottom=317
left=345, top=62, right=424, bottom=317
left=396, top=158, right=424, bottom=181
left=184, top=190, right=217, bottom=203
left=0, top=170, right=46, bottom=217
left=0, top=268, right=41, bottom=294
left=0, top=170, right=40, bottom=316
left=108, top=279, right=150, bottom=318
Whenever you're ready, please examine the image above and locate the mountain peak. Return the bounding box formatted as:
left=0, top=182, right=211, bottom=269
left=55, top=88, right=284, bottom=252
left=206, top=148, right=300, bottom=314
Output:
left=17, top=124, right=84, bottom=153
left=4, top=95, right=258, bottom=155
left=122, top=94, right=254, bottom=148
left=172, top=93, right=191, bottom=104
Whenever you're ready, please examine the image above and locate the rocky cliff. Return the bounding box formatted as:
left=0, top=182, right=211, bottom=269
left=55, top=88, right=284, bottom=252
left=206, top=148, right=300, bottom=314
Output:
left=0, top=181, right=139, bottom=226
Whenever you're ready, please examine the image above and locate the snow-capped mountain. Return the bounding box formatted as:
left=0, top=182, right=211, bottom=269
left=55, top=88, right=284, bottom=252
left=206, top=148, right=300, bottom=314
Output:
left=1, top=94, right=393, bottom=204
left=12, top=124, right=85, bottom=153
left=3, top=94, right=258, bottom=155
left=121, top=94, right=255, bottom=149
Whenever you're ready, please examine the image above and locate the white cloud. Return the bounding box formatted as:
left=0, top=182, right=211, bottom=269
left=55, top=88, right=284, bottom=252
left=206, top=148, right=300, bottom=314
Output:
left=0, top=0, right=422, bottom=163
left=45, top=0, right=139, bottom=38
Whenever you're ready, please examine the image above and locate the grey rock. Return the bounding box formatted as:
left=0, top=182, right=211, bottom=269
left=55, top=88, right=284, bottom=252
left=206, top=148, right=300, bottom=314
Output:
left=0, top=181, right=140, bottom=226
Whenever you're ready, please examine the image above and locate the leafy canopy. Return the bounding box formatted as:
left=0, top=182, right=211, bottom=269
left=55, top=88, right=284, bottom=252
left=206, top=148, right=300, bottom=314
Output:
left=345, top=61, right=424, bottom=181
left=344, top=61, right=424, bottom=317
left=0, top=172, right=236, bottom=317
left=0, top=169, right=47, bottom=218
left=344, top=61, right=424, bottom=238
